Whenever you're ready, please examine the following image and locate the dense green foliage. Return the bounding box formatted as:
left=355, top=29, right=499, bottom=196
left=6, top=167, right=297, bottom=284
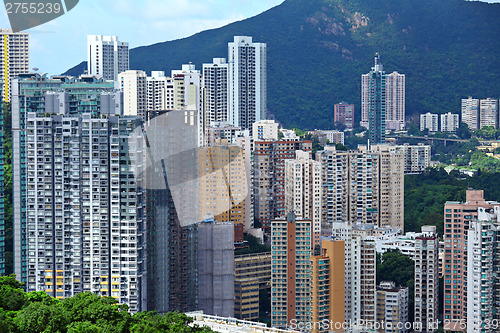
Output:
left=65, top=0, right=500, bottom=129
left=405, top=168, right=500, bottom=235
left=376, top=250, right=415, bottom=321
left=0, top=275, right=214, bottom=333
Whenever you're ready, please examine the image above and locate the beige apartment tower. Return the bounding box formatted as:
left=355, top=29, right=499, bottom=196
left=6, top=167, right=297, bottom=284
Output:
left=285, top=150, right=322, bottom=248
left=0, top=29, right=29, bottom=102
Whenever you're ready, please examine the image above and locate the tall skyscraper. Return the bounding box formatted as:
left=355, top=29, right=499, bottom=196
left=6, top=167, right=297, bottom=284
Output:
left=284, top=150, right=322, bottom=248
left=466, top=206, right=500, bottom=333
left=479, top=98, right=498, bottom=129
left=203, top=58, right=229, bottom=127
left=385, top=71, right=406, bottom=131
left=461, top=97, right=479, bottom=130
left=24, top=112, right=145, bottom=311
left=316, top=145, right=404, bottom=231
left=87, top=35, right=129, bottom=81
left=332, top=222, right=377, bottom=326
left=118, top=70, right=147, bottom=119
left=414, top=226, right=439, bottom=333
left=443, top=189, right=499, bottom=332
left=228, top=36, right=267, bottom=130
left=361, top=54, right=386, bottom=143
left=197, top=141, right=249, bottom=242
left=440, top=112, right=459, bottom=133
left=197, top=220, right=235, bottom=318
left=271, top=212, right=311, bottom=329
left=0, top=29, right=29, bottom=103
left=254, top=139, right=312, bottom=231
left=334, top=101, right=354, bottom=130
left=12, top=74, right=117, bottom=283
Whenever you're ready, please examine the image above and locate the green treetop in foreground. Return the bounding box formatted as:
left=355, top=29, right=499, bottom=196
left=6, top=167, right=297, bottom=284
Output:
left=0, top=275, right=214, bottom=333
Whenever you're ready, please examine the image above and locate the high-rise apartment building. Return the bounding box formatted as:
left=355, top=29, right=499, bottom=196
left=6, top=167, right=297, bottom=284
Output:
left=334, top=101, right=354, bottom=130
left=316, top=145, right=404, bottom=231
left=197, top=220, right=234, bottom=318
left=271, top=213, right=311, bottom=329
left=310, top=238, right=346, bottom=333
left=414, top=226, right=439, bottom=333
left=12, top=74, right=117, bottom=283
left=87, top=35, right=129, bottom=81
left=372, top=143, right=430, bottom=175
left=376, top=281, right=409, bottom=333
left=252, top=119, right=278, bottom=141
left=144, top=109, right=200, bottom=313
left=234, top=252, right=271, bottom=321
left=443, top=189, right=499, bottom=332
left=284, top=150, right=322, bottom=248
left=361, top=55, right=405, bottom=137
left=440, top=112, right=459, bottom=133
left=420, top=113, right=439, bottom=133
left=203, top=58, right=229, bottom=127
left=361, top=54, right=385, bottom=142
left=385, top=71, right=406, bottom=131
left=461, top=97, right=479, bottom=130
left=118, top=70, right=147, bottom=119
left=479, top=98, right=498, bottom=129
left=0, top=29, right=29, bottom=103
left=146, top=71, right=175, bottom=112
left=332, top=222, right=377, bottom=326
left=197, top=140, right=249, bottom=242
left=466, top=206, right=500, bottom=333
left=254, top=140, right=312, bottom=231
left=24, top=112, right=145, bottom=311
left=172, top=64, right=204, bottom=147
left=228, top=36, right=267, bottom=130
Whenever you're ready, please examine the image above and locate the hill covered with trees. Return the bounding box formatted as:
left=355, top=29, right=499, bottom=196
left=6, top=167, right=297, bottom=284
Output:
left=66, top=0, right=500, bottom=129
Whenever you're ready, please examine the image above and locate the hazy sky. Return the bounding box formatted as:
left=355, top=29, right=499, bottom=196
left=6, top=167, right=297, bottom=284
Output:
left=0, top=0, right=498, bottom=75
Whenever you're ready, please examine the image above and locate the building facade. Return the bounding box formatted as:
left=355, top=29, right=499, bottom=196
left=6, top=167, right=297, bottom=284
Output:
left=443, top=190, right=500, bottom=332
left=228, top=36, right=267, bottom=130
left=0, top=29, right=29, bottom=103
left=254, top=140, right=312, bottom=231
left=271, top=213, right=311, bottom=329
left=316, top=145, right=404, bottom=231
left=253, top=119, right=278, bottom=141
left=118, top=70, right=147, bottom=119
left=466, top=207, right=500, bottom=333
left=334, top=101, right=354, bottom=130
left=87, top=35, right=129, bottom=81
left=361, top=54, right=386, bottom=143
left=420, top=113, right=439, bottom=133
left=24, top=112, right=145, bottom=311
left=414, top=226, right=439, bottom=333
left=461, top=97, right=479, bottom=130
left=203, top=58, right=229, bottom=127
left=479, top=98, right=498, bottom=129
left=234, top=252, right=271, bottom=321
left=285, top=150, right=322, bottom=248
left=440, top=112, right=459, bottom=133
left=376, top=281, right=409, bottom=333
left=385, top=71, right=405, bottom=131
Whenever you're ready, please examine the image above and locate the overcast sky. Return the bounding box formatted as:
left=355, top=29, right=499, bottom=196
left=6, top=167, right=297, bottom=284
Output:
left=0, top=0, right=498, bottom=75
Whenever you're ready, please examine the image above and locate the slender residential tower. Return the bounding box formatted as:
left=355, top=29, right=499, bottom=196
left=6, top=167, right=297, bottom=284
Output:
left=361, top=54, right=386, bottom=143
left=228, top=36, right=267, bottom=131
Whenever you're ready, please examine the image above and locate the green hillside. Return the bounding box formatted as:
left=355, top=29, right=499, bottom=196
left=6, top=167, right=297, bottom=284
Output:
left=64, top=0, right=500, bottom=129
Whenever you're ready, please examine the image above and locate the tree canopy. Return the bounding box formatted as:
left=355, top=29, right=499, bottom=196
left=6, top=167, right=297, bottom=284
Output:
left=0, top=275, right=214, bottom=333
